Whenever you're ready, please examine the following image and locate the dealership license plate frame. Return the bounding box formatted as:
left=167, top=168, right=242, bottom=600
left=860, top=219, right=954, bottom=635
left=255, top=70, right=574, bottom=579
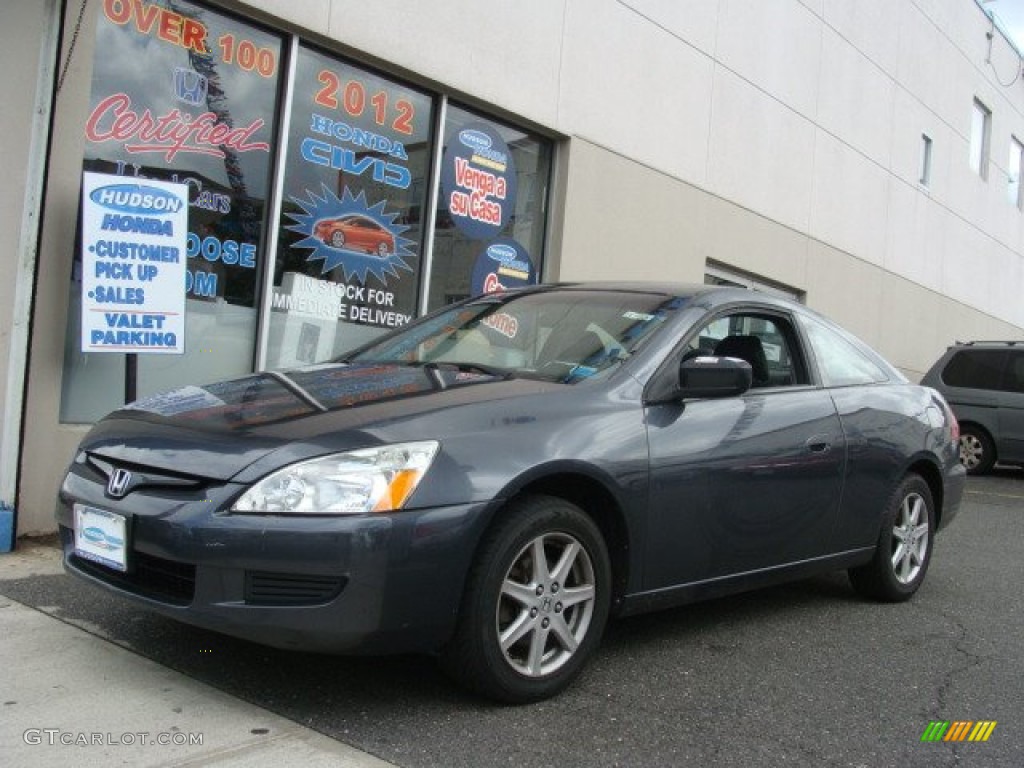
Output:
left=73, top=503, right=129, bottom=572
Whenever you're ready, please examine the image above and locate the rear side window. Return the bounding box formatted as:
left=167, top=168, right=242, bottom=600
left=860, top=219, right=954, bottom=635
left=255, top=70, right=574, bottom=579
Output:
left=942, top=350, right=1008, bottom=391
left=801, top=315, right=889, bottom=387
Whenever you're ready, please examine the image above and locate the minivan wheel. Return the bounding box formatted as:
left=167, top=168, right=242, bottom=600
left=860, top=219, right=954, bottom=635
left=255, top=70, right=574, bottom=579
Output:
left=849, top=474, right=934, bottom=602
left=441, top=495, right=611, bottom=704
left=959, top=425, right=996, bottom=475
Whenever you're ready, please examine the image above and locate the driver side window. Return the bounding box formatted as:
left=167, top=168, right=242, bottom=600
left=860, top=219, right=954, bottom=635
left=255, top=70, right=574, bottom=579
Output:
left=685, top=313, right=806, bottom=388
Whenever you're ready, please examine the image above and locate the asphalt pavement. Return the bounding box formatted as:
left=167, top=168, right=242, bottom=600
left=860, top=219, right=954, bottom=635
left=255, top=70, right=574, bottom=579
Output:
left=1, top=472, right=1021, bottom=767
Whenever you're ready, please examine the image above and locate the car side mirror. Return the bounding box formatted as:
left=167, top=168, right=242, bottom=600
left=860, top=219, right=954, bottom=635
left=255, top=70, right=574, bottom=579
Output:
left=678, top=356, right=752, bottom=399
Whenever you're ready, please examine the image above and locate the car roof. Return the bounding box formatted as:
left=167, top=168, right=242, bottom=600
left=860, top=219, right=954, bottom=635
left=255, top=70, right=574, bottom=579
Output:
left=500, top=281, right=804, bottom=312
left=947, top=340, right=1024, bottom=348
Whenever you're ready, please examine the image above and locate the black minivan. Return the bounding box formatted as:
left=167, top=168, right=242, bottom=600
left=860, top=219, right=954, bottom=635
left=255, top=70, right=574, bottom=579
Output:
left=921, top=341, right=1024, bottom=474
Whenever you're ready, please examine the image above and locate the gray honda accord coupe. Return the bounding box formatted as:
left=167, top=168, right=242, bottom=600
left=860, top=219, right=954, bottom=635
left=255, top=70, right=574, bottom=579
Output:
left=57, top=283, right=965, bottom=703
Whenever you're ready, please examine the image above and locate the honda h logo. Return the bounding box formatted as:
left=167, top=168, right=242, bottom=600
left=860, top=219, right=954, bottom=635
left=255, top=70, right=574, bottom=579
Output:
left=173, top=67, right=208, bottom=106
left=107, top=468, right=133, bottom=498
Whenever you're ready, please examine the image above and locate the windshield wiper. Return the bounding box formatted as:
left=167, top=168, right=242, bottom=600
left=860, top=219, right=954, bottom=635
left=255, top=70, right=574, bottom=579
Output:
left=263, top=370, right=328, bottom=412
left=420, top=361, right=515, bottom=380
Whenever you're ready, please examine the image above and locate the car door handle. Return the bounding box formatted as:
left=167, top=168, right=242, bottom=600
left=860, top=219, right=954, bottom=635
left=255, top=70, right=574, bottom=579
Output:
left=805, top=434, right=832, bottom=454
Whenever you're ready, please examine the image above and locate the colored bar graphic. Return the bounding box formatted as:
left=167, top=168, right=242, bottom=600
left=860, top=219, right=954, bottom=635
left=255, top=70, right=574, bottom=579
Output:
left=920, top=720, right=997, bottom=743
left=921, top=721, right=949, bottom=742
left=968, top=721, right=998, bottom=742
left=945, top=721, right=973, bottom=741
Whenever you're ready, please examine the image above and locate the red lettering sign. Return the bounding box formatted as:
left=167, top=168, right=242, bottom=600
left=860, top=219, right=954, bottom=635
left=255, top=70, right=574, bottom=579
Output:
left=103, top=0, right=208, bottom=53
left=85, top=93, right=270, bottom=161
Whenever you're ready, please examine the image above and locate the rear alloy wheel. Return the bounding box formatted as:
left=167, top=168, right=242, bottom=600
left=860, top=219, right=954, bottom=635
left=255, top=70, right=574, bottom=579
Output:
left=959, top=425, right=996, bottom=475
left=849, top=474, right=934, bottom=602
left=441, top=495, right=611, bottom=703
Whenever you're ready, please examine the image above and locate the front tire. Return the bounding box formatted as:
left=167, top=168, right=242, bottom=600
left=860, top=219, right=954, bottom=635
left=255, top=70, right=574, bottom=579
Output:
left=441, top=495, right=611, bottom=703
left=849, top=474, right=934, bottom=602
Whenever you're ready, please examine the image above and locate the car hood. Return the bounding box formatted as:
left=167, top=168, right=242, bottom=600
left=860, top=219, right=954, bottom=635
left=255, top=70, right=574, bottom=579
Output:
left=80, top=363, right=561, bottom=481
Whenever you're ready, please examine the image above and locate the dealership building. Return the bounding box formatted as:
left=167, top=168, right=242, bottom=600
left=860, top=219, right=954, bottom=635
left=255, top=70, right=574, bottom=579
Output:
left=3, top=0, right=1024, bottom=542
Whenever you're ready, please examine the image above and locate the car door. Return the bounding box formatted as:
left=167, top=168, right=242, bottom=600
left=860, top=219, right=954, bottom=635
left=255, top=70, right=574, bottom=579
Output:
left=344, top=217, right=369, bottom=250
left=996, top=349, right=1024, bottom=463
left=643, top=308, right=846, bottom=590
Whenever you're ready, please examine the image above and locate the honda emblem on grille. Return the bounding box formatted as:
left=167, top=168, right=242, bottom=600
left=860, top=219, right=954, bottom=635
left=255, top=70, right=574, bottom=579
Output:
left=107, top=468, right=133, bottom=498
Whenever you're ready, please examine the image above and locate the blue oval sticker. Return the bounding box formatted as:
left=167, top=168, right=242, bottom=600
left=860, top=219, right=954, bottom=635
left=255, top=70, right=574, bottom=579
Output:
left=458, top=129, right=493, bottom=152
left=89, top=183, right=184, bottom=215
left=486, top=244, right=518, bottom=264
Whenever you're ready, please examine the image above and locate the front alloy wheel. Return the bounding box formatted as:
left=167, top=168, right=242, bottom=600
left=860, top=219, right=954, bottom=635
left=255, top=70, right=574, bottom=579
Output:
left=849, top=473, right=934, bottom=602
left=497, top=531, right=597, bottom=677
left=441, top=495, right=611, bottom=703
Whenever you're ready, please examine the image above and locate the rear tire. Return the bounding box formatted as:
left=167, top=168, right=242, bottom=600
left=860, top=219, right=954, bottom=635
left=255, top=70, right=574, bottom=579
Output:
left=441, top=495, right=611, bottom=704
left=849, top=474, right=934, bottom=602
left=959, top=425, right=996, bottom=475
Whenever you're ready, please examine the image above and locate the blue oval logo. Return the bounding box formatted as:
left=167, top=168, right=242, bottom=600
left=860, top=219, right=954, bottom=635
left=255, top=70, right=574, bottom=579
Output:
left=90, top=184, right=184, bottom=215
left=487, top=244, right=518, bottom=264
left=458, top=129, right=493, bottom=152
left=82, top=526, right=122, bottom=550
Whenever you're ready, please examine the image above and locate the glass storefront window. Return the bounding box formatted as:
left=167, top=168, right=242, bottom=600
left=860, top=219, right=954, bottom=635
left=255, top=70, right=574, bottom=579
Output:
left=429, top=104, right=551, bottom=310
left=265, top=45, right=434, bottom=369
left=60, top=1, right=553, bottom=423
left=61, top=0, right=283, bottom=422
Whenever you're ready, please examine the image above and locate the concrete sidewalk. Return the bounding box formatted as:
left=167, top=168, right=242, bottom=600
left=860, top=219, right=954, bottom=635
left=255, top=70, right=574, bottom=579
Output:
left=0, top=539, right=396, bottom=768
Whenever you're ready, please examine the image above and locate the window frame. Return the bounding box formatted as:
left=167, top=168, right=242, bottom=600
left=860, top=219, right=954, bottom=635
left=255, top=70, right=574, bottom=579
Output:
left=920, top=133, right=933, bottom=187
left=970, top=98, right=992, bottom=180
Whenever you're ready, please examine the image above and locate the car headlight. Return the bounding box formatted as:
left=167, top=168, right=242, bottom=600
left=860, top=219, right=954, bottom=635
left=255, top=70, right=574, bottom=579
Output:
left=231, top=441, right=439, bottom=515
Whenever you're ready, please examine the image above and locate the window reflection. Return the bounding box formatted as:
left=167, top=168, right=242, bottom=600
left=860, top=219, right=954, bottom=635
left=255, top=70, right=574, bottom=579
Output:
left=429, top=104, right=551, bottom=311
left=62, top=0, right=283, bottom=422
left=265, top=45, right=435, bottom=369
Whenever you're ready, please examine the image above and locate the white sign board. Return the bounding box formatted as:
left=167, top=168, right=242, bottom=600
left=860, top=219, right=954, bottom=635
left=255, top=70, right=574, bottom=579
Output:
left=81, top=172, right=188, bottom=354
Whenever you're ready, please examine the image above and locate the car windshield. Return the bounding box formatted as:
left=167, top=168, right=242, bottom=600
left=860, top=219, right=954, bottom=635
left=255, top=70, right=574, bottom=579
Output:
left=346, top=289, right=686, bottom=383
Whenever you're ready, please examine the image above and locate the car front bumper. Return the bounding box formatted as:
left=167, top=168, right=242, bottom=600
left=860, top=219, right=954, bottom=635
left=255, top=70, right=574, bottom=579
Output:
left=56, top=467, right=494, bottom=655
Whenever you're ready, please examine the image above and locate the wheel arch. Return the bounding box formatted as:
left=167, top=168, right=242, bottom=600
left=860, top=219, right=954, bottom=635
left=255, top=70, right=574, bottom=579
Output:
left=959, top=419, right=997, bottom=453
left=906, top=456, right=945, bottom=528
left=489, top=466, right=632, bottom=611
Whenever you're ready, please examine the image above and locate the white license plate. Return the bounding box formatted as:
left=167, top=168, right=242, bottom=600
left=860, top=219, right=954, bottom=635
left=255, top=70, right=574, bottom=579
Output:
left=73, top=504, right=128, bottom=572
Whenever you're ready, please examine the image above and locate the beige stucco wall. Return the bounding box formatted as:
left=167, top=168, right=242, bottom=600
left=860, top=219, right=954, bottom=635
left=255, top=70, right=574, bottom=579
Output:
left=17, top=0, right=98, bottom=534
left=0, top=1, right=42, bottom=427
left=1, top=0, right=55, bottom=525
left=558, top=136, right=1022, bottom=384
